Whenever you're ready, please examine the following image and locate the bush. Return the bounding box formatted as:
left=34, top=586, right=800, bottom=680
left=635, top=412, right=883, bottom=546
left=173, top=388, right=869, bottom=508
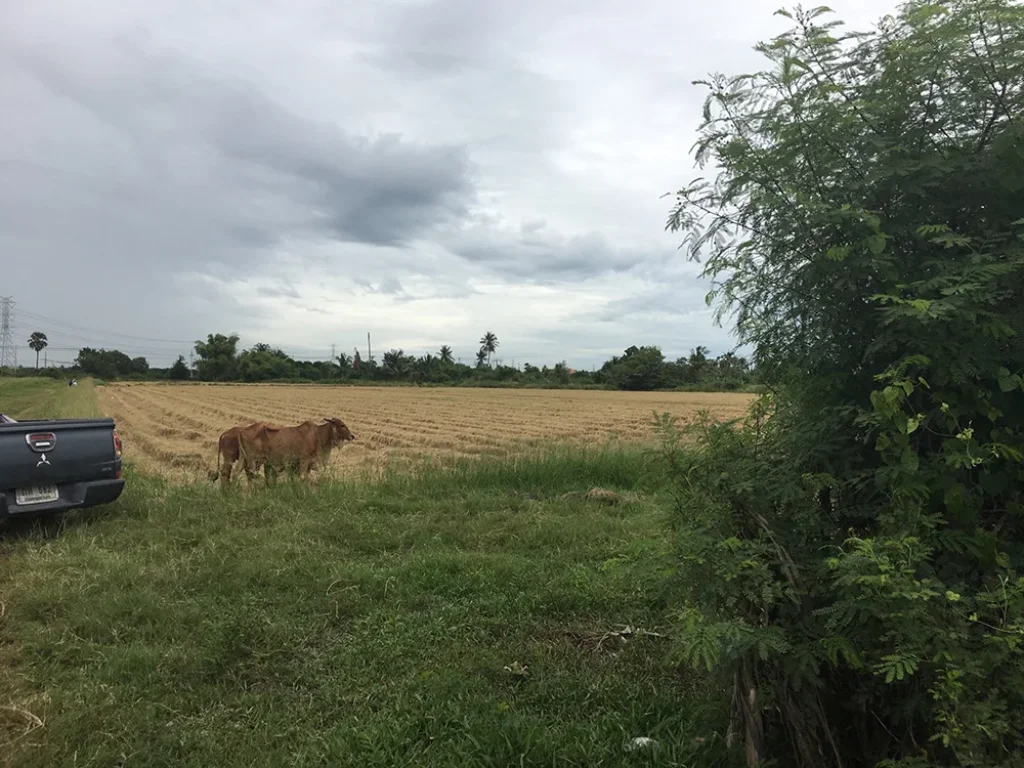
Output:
left=663, top=2, right=1024, bottom=765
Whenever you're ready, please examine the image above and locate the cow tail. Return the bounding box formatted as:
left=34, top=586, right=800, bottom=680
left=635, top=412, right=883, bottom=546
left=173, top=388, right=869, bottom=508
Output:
left=211, top=441, right=222, bottom=482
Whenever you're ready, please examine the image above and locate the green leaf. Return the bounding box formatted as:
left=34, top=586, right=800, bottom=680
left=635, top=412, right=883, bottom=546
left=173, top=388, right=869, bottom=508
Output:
left=901, top=450, right=920, bottom=473
left=997, top=367, right=1019, bottom=392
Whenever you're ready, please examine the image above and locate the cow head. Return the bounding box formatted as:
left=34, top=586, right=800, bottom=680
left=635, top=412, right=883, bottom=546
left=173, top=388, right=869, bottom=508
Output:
left=322, top=417, right=355, bottom=445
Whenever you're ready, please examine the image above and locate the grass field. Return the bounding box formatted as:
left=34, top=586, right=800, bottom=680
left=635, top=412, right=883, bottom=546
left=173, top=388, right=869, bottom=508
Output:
left=98, top=382, right=754, bottom=482
left=0, top=378, right=739, bottom=767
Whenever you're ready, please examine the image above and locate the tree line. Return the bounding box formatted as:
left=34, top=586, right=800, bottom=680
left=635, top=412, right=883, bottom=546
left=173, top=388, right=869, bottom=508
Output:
left=53, top=331, right=756, bottom=392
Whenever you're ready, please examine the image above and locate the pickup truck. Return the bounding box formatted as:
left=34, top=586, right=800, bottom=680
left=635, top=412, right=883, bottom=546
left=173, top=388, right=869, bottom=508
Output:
left=0, top=413, right=125, bottom=522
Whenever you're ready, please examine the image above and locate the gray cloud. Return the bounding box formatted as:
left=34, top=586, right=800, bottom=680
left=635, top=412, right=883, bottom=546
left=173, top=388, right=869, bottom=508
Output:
left=5, top=39, right=476, bottom=255
left=591, top=283, right=710, bottom=323
left=257, top=284, right=302, bottom=300
left=0, top=0, right=896, bottom=368
left=444, top=216, right=672, bottom=282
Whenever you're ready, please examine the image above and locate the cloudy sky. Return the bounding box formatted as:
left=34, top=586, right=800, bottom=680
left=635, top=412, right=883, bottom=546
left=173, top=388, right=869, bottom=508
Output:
left=1, top=0, right=897, bottom=369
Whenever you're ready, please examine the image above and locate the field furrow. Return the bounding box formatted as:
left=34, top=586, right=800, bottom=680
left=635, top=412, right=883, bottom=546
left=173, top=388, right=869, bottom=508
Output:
left=97, top=383, right=755, bottom=482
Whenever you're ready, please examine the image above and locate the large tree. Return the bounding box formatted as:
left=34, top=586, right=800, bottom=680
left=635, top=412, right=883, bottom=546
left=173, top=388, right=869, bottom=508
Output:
left=27, top=331, right=47, bottom=369
left=664, top=2, right=1024, bottom=766
left=193, top=333, right=240, bottom=381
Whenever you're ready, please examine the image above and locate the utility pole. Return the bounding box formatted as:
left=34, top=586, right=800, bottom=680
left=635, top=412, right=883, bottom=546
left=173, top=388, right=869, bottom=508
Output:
left=367, top=332, right=372, bottom=363
left=0, top=297, right=15, bottom=374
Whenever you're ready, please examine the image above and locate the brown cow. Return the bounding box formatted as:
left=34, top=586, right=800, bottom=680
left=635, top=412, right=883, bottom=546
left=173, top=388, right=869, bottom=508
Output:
left=210, top=421, right=277, bottom=485
left=239, top=417, right=355, bottom=483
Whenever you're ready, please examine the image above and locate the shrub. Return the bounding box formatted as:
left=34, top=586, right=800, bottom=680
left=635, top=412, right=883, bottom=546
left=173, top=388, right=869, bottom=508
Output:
left=663, top=2, right=1024, bottom=765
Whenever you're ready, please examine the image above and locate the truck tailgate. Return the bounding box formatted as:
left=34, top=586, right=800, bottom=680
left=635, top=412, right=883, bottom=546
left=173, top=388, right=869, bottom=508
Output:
left=0, top=418, right=121, bottom=491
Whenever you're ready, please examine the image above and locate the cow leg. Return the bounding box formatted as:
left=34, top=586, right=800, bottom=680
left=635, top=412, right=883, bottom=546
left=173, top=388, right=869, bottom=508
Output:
left=284, top=458, right=300, bottom=480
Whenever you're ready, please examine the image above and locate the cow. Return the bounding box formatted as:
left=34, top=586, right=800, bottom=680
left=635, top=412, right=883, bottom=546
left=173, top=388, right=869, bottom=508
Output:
left=238, top=416, right=355, bottom=484
left=210, top=421, right=276, bottom=485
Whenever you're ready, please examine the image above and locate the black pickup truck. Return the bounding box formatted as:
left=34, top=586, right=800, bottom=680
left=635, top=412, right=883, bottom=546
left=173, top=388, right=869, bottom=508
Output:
left=0, top=413, right=125, bottom=522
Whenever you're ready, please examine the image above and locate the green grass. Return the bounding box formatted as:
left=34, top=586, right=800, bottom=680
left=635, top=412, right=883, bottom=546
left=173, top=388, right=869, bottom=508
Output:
left=0, top=380, right=730, bottom=767
left=0, top=377, right=102, bottom=420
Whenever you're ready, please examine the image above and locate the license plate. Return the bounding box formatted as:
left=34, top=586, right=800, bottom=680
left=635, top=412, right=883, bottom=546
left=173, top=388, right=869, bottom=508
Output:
left=15, top=485, right=59, bottom=505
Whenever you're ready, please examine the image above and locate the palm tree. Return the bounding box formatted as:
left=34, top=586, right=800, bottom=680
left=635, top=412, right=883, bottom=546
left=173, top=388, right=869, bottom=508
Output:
left=382, top=349, right=409, bottom=379
left=479, top=331, right=498, bottom=367
left=27, top=331, right=48, bottom=369
left=475, top=348, right=488, bottom=368
left=688, top=345, right=709, bottom=366
left=439, top=345, right=454, bottom=365
left=337, top=352, right=351, bottom=374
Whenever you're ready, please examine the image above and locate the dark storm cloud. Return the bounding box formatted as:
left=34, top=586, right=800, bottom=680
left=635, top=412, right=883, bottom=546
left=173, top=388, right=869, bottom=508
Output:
left=2, top=39, right=476, bottom=258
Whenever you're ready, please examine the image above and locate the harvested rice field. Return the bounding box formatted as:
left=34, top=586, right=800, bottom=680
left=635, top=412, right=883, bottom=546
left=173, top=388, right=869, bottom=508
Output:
left=97, top=382, right=755, bottom=481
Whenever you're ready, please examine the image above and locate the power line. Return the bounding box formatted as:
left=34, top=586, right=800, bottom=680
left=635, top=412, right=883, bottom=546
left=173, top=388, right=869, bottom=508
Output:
left=11, top=325, right=187, bottom=353
left=15, top=308, right=194, bottom=344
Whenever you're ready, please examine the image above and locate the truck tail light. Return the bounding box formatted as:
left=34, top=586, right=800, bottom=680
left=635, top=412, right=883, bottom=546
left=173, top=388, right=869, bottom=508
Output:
left=113, top=430, right=122, bottom=459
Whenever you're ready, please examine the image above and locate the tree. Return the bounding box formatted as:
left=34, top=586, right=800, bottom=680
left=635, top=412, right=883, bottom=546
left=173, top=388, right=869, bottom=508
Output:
left=381, top=349, right=410, bottom=379
left=664, top=2, right=1024, bottom=765
left=553, top=360, right=570, bottom=385
left=602, top=345, right=666, bottom=390
left=474, top=348, right=487, bottom=369
left=439, top=345, right=454, bottom=365
left=75, top=347, right=134, bottom=379
left=235, top=344, right=295, bottom=382
left=27, top=331, right=47, bottom=369
left=479, top=331, right=498, bottom=367
left=193, top=333, right=240, bottom=381
left=337, top=352, right=351, bottom=376
left=130, top=356, right=149, bottom=376
left=168, top=355, right=190, bottom=381
left=687, top=345, right=710, bottom=379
